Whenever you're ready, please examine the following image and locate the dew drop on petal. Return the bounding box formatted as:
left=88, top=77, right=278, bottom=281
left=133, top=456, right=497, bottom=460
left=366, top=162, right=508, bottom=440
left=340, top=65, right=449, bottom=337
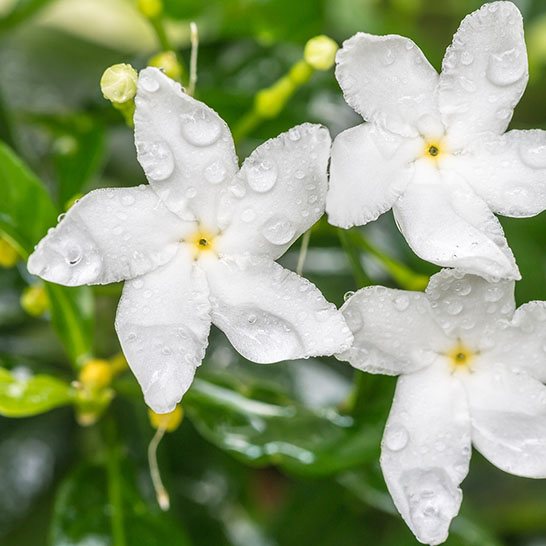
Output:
left=343, top=291, right=355, bottom=302
left=204, top=160, right=227, bottom=184
left=393, top=294, right=410, bottom=312
left=486, top=48, right=527, bottom=87
left=262, top=216, right=295, bottom=245
left=518, top=142, right=546, bottom=169
left=138, top=141, right=174, bottom=181
left=139, top=72, right=160, bottom=92
left=65, top=245, right=82, bottom=266
left=246, top=159, right=278, bottom=193
left=241, top=208, right=256, bottom=223
left=180, top=109, right=221, bottom=147
left=121, top=194, right=136, bottom=206
left=384, top=423, right=409, bottom=451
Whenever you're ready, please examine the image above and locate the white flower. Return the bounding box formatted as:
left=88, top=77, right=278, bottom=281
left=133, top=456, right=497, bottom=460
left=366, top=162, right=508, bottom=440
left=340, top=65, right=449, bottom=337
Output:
left=27, top=67, right=353, bottom=413
left=327, top=1, right=546, bottom=281
left=338, top=269, right=546, bottom=545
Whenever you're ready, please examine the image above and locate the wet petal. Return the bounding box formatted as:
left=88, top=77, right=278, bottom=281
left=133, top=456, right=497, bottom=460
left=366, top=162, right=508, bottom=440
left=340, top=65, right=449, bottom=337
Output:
left=217, top=124, right=331, bottom=260
left=487, top=301, right=546, bottom=383
left=439, top=2, right=528, bottom=145
left=202, top=255, right=353, bottom=363
left=115, top=246, right=211, bottom=413
left=452, top=130, right=546, bottom=217
left=326, top=123, right=421, bottom=228
left=27, top=186, right=188, bottom=286
left=338, top=286, right=450, bottom=375
left=393, top=169, right=520, bottom=280
left=425, top=269, right=515, bottom=349
left=335, top=33, right=439, bottom=137
left=134, top=67, right=238, bottom=226
left=464, top=365, right=546, bottom=478
left=381, top=365, right=471, bottom=546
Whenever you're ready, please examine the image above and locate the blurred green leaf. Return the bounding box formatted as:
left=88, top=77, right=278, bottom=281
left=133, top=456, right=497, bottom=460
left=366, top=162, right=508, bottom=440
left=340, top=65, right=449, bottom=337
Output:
left=185, top=377, right=382, bottom=476
left=0, top=367, right=73, bottom=417
left=0, top=142, right=94, bottom=365
left=50, top=461, right=192, bottom=546
left=0, top=0, right=55, bottom=33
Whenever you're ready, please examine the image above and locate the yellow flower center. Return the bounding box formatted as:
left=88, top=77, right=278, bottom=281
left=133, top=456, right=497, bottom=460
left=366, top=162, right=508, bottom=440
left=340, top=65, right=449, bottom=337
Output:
left=422, top=139, right=445, bottom=162
left=446, top=342, right=475, bottom=373
left=186, top=229, right=217, bottom=259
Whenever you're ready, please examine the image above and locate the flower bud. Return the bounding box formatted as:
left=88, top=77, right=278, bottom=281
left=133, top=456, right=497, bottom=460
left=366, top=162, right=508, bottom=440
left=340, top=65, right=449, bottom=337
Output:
left=148, top=405, right=184, bottom=432
left=148, top=51, right=183, bottom=82
left=304, top=35, right=338, bottom=71
left=100, top=63, right=138, bottom=104
left=0, top=237, right=19, bottom=268
left=255, top=78, right=294, bottom=118
left=21, top=284, right=49, bottom=317
left=137, top=0, right=162, bottom=19
left=79, top=359, right=113, bottom=390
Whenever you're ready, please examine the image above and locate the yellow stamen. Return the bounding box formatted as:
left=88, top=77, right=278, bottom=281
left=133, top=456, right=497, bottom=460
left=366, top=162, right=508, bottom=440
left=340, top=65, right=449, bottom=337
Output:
left=422, top=139, right=446, bottom=162
left=446, top=342, right=475, bottom=372
left=186, top=229, right=217, bottom=258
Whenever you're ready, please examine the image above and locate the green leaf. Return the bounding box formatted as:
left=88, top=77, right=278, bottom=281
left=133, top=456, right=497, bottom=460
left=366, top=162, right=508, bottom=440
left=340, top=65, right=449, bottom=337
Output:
left=184, top=377, right=382, bottom=476
left=0, top=0, right=56, bottom=33
left=0, top=367, right=74, bottom=417
left=0, top=141, right=94, bottom=365
left=50, top=461, right=192, bottom=546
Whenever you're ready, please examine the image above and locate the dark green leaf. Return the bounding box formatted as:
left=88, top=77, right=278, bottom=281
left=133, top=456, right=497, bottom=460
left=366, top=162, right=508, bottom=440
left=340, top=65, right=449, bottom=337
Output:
left=0, top=367, right=74, bottom=417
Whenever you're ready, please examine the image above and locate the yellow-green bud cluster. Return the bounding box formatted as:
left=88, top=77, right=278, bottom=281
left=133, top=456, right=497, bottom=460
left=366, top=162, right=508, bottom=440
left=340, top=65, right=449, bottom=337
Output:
left=148, top=406, right=184, bottom=432
left=304, top=35, right=338, bottom=71
left=148, top=51, right=183, bottom=82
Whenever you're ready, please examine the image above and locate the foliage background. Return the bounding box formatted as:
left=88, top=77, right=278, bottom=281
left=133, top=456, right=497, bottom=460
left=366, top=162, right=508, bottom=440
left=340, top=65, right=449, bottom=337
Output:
left=1, top=0, right=546, bottom=544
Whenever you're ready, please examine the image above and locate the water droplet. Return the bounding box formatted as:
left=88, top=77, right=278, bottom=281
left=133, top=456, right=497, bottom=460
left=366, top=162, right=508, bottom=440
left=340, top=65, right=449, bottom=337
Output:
left=185, top=186, right=197, bottom=199
left=393, top=294, right=410, bottom=311
left=384, top=423, right=409, bottom=451
left=57, top=213, right=66, bottom=222
left=460, top=51, right=473, bottom=66
left=139, top=72, right=160, bottom=92
left=519, top=142, right=546, bottom=169
left=246, top=159, right=278, bottom=193
left=138, top=141, right=174, bottom=181
left=180, top=108, right=221, bottom=147
left=133, top=279, right=144, bottom=289
left=458, top=76, right=476, bottom=93
left=344, top=291, right=355, bottom=302
left=65, top=245, right=82, bottom=266
left=383, top=48, right=394, bottom=66
left=121, top=194, right=136, bottom=206
left=204, top=160, right=227, bottom=184
left=229, top=183, right=246, bottom=198
left=343, top=306, right=363, bottom=332
left=486, top=48, right=526, bottom=87
left=446, top=301, right=463, bottom=315
left=262, top=216, right=295, bottom=245
left=288, top=127, right=301, bottom=141
left=241, top=208, right=256, bottom=223
left=247, top=314, right=257, bottom=324
left=126, top=332, right=137, bottom=342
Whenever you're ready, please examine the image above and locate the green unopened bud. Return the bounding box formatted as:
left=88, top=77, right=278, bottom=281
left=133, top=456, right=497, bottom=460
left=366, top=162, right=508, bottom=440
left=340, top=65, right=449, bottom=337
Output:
left=79, top=359, right=113, bottom=390
left=100, top=63, right=138, bottom=104
left=0, top=237, right=19, bottom=268
left=255, top=78, right=294, bottom=118
left=148, top=51, right=183, bottom=82
left=289, top=60, right=314, bottom=86
left=148, top=405, right=183, bottom=432
left=304, top=35, right=338, bottom=71
left=138, top=0, right=162, bottom=19
left=21, top=284, right=49, bottom=317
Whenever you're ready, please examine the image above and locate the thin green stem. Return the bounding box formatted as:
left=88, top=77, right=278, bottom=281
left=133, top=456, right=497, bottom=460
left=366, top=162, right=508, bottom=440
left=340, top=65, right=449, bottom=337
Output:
left=150, top=17, right=172, bottom=52
left=296, top=229, right=311, bottom=276
left=233, top=111, right=262, bottom=144
left=336, top=228, right=370, bottom=288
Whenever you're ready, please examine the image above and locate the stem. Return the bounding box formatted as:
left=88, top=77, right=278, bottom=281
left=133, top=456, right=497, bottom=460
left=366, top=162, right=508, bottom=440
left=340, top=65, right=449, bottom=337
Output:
left=148, top=426, right=170, bottom=510
left=233, top=111, right=261, bottom=144
left=188, top=22, right=199, bottom=97
left=336, top=228, right=370, bottom=288
left=104, top=418, right=126, bottom=546
left=296, top=229, right=311, bottom=276
left=150, top=17, right=172, bottom=52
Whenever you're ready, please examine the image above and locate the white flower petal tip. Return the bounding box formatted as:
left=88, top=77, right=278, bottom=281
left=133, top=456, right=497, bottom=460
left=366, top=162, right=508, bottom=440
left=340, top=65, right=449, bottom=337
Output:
left=342, top=270, right=546, bottom=542
left=329, top=2, right=542, bottom=280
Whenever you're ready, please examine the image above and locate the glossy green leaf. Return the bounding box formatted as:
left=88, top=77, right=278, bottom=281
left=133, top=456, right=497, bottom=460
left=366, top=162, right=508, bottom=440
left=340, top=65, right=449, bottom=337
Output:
left=50, top=461, right=192, bottom=546
left=0, top=367, right=74, bottom=417
left=0, top=141, right=94, bottom=365
left=185, top=377, right=382, bottom=476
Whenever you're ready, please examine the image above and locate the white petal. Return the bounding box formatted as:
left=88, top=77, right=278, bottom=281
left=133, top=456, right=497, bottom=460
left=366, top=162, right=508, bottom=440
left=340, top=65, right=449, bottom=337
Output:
left=425, top=269, right=515, bottom=348
left=464, top=365, right=546, bottom=478
left=115, top=246, right=211, bottom=413
left=201, top=255, right=353, bottom=363
left=393, top=169, right=520, bottom=280
left=381, top=365, right=471, bottom=546
left=439, top=2, right=528, bottom=145
left=338, top=286, right=450, bottom=375
left=335, top=33, right=439, bottom=137
left=217, top=124, right=331, bottom=260
left=134, top=67, right=238, bottom=225
left=487, top=301, right=546, bottom=383
left=451, top=130, right=546, bottom=217
left=27, top=186, right=187, bottom=286
left=326, top=123, right=421, bottom=228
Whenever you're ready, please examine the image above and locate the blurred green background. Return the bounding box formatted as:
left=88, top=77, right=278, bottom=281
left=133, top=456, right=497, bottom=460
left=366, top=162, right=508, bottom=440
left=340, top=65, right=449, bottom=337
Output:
left=1, top=0, right=546, bottom=545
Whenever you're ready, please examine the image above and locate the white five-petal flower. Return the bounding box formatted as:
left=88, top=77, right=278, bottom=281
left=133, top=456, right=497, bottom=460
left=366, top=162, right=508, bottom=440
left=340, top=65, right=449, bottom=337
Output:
left=327, top=1, right=546, bottom=281
left=27, top=67, right=353, bottom=413
left=338, top=269, right=546, bottom=545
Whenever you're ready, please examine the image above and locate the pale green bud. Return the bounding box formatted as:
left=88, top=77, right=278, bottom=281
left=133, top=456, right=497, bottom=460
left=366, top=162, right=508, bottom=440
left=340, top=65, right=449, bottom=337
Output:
left=304, top=35, right=338, bottom=71
left=137, top=0, right=162, bottom=19
left=100, top=63, right=138, bottom=104
left=148, top=51, right=183, bottom=82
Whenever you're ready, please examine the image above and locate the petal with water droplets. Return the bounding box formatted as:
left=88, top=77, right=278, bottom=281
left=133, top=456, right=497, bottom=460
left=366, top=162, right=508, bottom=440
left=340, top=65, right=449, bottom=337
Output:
left=201, top=255, right=353, bottom=363
left=134, top=67, right=239, bottom=226
left=217, top=124, right=331, bottom=260
left=451, top=129, right=546, bottom=218
left=27, top=186, right=189, bottom=286
left=464, top=364, right=546, bottom=478
left=337, top=286, right=450, bottom=375
left=326, top=123, right=421, bottom=229
left=439, top=2, right=528, bottom=145
left=381, top=365, right=471, bottom=546
left=335, top=33, right=439, bottom=137
left=425, top=269, right=515, bottom=348
left=393, top=169, right=520, bottom=280
left=115, top=246, right=211, bottom=413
